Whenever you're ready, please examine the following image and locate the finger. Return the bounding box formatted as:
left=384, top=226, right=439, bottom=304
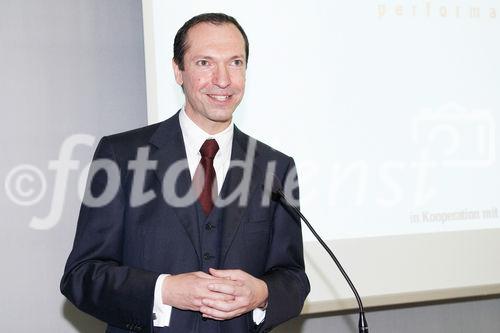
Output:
left=194, top=271, right=215, bottom=279
left=210, top=278, right=243, bottom=287
left=189, top=294, right=233, bottom=310
left=201, top=299, right=241, bottom=315
left=207, top=283, right=235, bottom=295
left=207, top=282, right=244, bottom=296
left=209, top=268, right=243, bottom=279
left=201, top=313, right=223, bottom=321
left=200, top=305, right=241, bottom=320
left=205, top=276, right=241, bottom=285
left=208, top=268, right=230, bottom=278
left=203, top=290, right=236, bottom=301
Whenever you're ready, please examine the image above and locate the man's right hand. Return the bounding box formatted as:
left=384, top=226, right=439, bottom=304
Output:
left=162, top=271, right=241, bottom=311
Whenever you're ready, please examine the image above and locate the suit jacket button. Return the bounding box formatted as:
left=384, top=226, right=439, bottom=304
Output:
left=205, top=223, right=215, bottom=231
left=203, top=252, right=212, bottom=261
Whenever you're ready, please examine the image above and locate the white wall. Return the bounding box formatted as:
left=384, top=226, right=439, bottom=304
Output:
left=0, top=0, right=146, bottom=331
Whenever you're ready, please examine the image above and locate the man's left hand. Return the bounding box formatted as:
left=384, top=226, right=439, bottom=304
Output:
left=199, top=268, right=268, bottom=320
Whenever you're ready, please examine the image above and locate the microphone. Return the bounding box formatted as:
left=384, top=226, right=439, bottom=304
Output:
left=267, top=176, right=369, bottom=333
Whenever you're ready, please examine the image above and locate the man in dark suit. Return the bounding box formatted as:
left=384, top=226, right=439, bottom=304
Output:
left=61, top=13, right=309, bottom=333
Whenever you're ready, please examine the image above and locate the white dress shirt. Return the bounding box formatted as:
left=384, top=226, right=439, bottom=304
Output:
left=153, top=107, right=266, bottom=327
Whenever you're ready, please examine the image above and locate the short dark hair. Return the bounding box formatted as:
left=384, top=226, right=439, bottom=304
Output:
left=173, top=13, right=249, bottom=71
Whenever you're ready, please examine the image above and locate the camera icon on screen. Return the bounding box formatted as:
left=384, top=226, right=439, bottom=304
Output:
left=411, top=102, right=496, bottom=167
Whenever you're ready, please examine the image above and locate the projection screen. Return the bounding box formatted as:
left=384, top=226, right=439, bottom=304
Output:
left=141, top=0, right=500, bottom=313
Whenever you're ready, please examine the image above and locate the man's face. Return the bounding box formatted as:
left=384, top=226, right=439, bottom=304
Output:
left=173, top=22, right=246, bottom=133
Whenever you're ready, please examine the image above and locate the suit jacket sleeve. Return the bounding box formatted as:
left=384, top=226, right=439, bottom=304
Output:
left=60, top=136, right=159, bottom=333
left=258, top=157, right=310, bottom=332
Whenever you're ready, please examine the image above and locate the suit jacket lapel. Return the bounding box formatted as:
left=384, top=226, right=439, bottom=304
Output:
left=219, top=127, right=263, bottom=266
left=149, top=112, right=201, bottom=261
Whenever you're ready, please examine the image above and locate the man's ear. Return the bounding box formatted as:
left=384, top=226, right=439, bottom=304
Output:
left=172, top=59, right=183, bottom=86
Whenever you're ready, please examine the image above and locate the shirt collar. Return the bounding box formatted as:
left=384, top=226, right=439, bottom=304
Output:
left=178, top=106, right=234, bottom=156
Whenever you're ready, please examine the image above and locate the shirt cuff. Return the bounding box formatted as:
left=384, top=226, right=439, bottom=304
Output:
left=153, top=274, right=172, bottom=327
left=252, top=307, right=266, bottom=325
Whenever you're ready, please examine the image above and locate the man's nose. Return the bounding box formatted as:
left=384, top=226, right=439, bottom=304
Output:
left=212, top=65, right=231, bottom=88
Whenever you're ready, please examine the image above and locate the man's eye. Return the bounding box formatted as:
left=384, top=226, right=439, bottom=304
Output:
left=232, top=59, right=243, bottom=66
left=196, top=60, right=209, bottom=66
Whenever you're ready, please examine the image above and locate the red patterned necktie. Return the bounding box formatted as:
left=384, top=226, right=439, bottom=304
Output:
left=193, top=139, right=219, bottom=215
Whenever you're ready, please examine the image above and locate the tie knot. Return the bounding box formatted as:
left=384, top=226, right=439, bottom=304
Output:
left=199, top=139, right=219, bottom=159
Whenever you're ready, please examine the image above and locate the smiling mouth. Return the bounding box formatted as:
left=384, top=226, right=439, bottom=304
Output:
left=207, top=94, right=232, bottom=102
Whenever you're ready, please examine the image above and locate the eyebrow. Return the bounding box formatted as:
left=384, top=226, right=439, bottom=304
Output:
left=192, top=55, right=246, bottom=61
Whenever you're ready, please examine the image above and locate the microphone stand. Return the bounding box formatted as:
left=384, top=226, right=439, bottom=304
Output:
left=273, top=188, right=369, bottom=333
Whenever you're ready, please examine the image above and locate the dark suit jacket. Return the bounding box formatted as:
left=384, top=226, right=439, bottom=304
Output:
left=61, top=112, right=309, bottom=333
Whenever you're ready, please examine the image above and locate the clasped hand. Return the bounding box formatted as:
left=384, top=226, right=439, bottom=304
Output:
left=163, top=268, right=268, bottom=320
